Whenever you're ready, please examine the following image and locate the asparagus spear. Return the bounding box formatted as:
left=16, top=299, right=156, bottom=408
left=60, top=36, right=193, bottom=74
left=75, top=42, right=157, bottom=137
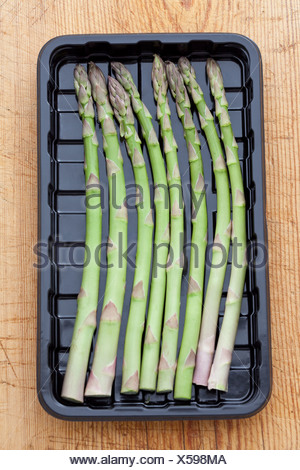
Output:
left=84, top=63, right=127, bottom=397
left=165, top=62, right=207, bottom=397
left=139, top=56, right=184, bottom=391
left=178, top=57, right=231, bottom=387
left=111, top=62, right=170, bottom=393
left=108, top=76, right=154, bottom=394
left=205, top=58, right=247, bottom=391
left=61, top=65, right=102, bottom=403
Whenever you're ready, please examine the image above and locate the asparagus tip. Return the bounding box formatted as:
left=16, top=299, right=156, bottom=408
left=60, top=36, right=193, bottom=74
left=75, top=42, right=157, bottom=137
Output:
left=74, top=64, right=92, bottom=111
left=111, top=61, right=135, bottom=91
left=108, top=76, right=130, bottom=124
left=152, top=54, right=168, bottom=101
left=206, top=58, right=218, bottom=76
left=108, top=76, right=128, bottom=102
left=206, top=58, right=224, bottom=92
left=166, top=61, right=187, bottom=103
left=177, top=56, right=191, bottom=74
left=74, top=63, right=86, bottom=81
left=107, top=74, right=117, bottom=91
left=74, top=64, right=91, bottom=100
left=111, top=61, right=123, bottom=74
left=153, top=53, right=165, bottom=68
left=88, top=61, right=106, bottom=86
left=165, top=60, right=178, bottom=97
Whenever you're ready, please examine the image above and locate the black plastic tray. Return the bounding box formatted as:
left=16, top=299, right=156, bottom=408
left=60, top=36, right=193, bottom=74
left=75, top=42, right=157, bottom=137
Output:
left=37, top=33, right=271, bottom=421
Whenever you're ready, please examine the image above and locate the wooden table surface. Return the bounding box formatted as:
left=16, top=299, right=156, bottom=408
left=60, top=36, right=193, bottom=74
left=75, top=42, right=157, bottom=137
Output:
left=0, top=0, right=299, bottom=450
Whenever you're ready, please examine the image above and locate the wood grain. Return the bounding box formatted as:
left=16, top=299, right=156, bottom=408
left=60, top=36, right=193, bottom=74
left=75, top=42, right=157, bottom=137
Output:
left=0, top=0, right=299, bottom=450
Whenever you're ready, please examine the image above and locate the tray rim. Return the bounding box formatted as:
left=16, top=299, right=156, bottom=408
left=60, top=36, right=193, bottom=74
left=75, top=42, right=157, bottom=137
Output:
left=37, top=32, right=272, bottom=421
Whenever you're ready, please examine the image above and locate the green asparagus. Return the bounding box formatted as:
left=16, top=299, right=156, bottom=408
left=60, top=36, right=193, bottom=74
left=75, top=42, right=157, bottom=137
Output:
left=206, top=58, right=247, bottom=391
left=165, top=61, right=207, bottom=397
left=61, top=65, right=102, bottom=403
left=178, top=57, right=231, bottom=387
left=108, top=76, right=154, bottom=394
left=111, top=62, right=170, bottom=393
left=139, top=55, right=184, bottom=391
left=84, top=63, right=127, bottom=397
